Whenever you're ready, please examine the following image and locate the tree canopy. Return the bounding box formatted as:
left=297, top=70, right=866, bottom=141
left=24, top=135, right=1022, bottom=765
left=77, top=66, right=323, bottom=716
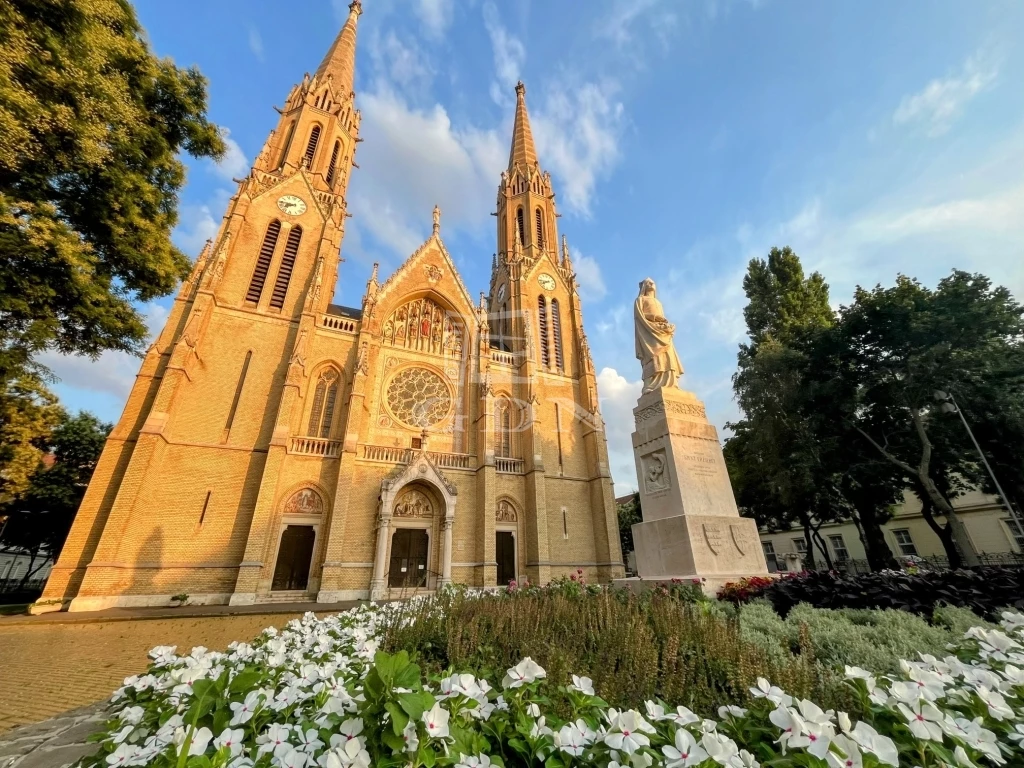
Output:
left=0, top=0, right=224, bottom=383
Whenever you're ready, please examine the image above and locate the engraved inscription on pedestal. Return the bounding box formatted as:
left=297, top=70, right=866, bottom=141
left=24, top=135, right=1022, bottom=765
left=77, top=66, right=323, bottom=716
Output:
left=703, top=522, right=725, bottom=556
left=642, top=449, right=669, bottom=493
left=730, top=523, right=756, bottom=556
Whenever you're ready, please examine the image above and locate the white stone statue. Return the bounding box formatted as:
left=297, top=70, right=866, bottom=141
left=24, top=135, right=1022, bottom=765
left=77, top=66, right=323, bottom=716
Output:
left=634, top=278, right=683, bottom=393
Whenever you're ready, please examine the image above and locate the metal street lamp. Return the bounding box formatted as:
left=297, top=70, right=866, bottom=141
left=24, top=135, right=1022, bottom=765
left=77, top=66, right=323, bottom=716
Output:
left=933, top=390, right=1024, bottom=534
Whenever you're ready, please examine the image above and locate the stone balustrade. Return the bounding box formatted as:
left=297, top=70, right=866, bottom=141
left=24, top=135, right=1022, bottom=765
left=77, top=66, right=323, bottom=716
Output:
left=289, top=436, right=342, bottom=458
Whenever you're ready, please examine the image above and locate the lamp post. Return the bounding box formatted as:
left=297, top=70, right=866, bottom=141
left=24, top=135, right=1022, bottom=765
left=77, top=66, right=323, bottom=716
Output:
left=933, top=390, right=1024, bottom=535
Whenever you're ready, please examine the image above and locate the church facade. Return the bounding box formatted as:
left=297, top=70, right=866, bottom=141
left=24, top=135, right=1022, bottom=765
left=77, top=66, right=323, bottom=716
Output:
left=37, top=1, right=623, bottom=612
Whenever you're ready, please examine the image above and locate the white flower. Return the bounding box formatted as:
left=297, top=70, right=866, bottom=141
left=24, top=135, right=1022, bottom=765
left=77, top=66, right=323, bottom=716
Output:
left=148, top=646, right=178, bottom=664
left=953, top=746, right=978, bottom=768
left=106, top=744, right=140, bottom=766
left=789, top=722, right=833, bottom=760
left=556, top=720, right=595, bottom=757
left=336, top=718, right=364, bottom=744
left=701, top=732, right=739, bottom=766
left=974, top=686, right=1014, bottom=720
left=119, top=707, right=145, bottom=726
left=733, top=749, right=759, bottom=768
left=214, top=728, right=246, bottom=758
left=717, top=705, right=747, bottom=720
left=769, top=706, right=804, bottom=750
left=257, top=723, right=292, bottom=756
left=850, top=722, right=898, bottom=767
left=571, top=674, right=595, bottom=695
left=604, top=710, right=654, bottom=754
left=422, top=702, right=450, bottom=739
left=501, top=657, right=546, bottom=689
left=1008, top=723, right=1024, bottom=744
left=401, top=721, right=419, bottom=754
left=318, top=741, right=369, bottom=768
left=825, top=735, right=862, bottom=768
left=295, top=728, right=323, bottom=754
left=455, top=755, right=492, bottom=768
left=186, top=727, right=213, bottom=756
left=526, top=703, right=541, bottom=717
left=843, top=666, right=876, bottom=688
left=750, top=678, right=792, bottom=706
left=662, top=728, right=707, bottom=768
left=896, top=700, right=944, bottom=741
left=230, top=691, right=264, bottom=725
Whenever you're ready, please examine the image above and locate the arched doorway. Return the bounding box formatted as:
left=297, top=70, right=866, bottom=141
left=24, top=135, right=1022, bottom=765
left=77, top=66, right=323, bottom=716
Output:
left=387, top=485, right=435, bottom=589
left=270, top=487, right=325, bottom=595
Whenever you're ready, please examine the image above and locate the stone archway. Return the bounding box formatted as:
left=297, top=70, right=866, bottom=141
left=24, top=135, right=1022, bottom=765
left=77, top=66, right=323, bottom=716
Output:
left=370, top=451, right=457, bottom=600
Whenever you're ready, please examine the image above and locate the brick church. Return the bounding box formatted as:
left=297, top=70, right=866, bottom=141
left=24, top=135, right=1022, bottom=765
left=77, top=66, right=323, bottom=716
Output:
left=38, top=1, right=623, bottom=612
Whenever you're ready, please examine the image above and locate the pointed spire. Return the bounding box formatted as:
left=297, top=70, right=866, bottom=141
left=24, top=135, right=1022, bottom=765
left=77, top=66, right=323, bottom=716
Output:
left=315, top=1, right=362, bottom=96
left=432, top=204, right=441, bottom=236
left=561, top=234, right=572, bottom=269
left=508, top=81, right=538, bottom=171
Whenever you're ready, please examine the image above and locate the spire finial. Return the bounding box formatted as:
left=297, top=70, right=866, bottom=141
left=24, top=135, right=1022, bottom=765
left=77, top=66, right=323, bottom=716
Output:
left=561, top=234, right=571, bottom=265
left=432, top=204, right=441, bottom=235
left=419, top=428, right=429, bottom=452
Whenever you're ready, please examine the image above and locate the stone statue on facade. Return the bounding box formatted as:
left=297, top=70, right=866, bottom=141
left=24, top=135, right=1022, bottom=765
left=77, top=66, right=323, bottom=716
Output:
left=634, top=278, right=683, bottom=393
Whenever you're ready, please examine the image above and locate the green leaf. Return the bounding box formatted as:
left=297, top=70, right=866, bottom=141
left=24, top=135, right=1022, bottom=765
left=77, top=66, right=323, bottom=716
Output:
left=229, top=670, right=262, bottom=694
left=394, top=661, right=422, bottom=690
left=398, top=691, right=433, bottom=721
left=386, top=702, right=410, bottom=735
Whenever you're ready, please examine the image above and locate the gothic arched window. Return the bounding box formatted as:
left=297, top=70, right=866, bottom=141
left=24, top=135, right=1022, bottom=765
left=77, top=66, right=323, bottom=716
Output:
left=269, top=226, right=302, bottom=310
left=537, top=296, right=551, bottom=367
left=307, top=368, right=340, bottom=438
left=303, top=125, right=322, bottom=168
left=246, top=220, right=282, bottom=303
left=516, top=207, right=524, bottom=247
left=551, top=298, right=564, bottom=369
left=495, top=398, right=513, bottom=458
left=535, top=208, right=544, bottom=248
left=278, top=121, right=296, bottom=169
left=325, top=140, right=341, bottom=187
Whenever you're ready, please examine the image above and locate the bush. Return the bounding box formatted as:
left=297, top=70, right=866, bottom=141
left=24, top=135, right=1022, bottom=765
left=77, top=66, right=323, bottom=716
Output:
left=380, top=587, right=845, bottom=714
left=720, top=566, right=1024, bottom=619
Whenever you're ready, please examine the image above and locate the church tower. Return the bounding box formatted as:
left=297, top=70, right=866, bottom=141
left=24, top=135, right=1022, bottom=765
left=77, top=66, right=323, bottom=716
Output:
left=36, top=5, right=623, bottom=614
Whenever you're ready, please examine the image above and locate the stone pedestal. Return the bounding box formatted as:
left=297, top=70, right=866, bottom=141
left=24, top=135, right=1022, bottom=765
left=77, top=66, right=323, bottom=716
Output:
left=627, top=387, right=768, bottom=586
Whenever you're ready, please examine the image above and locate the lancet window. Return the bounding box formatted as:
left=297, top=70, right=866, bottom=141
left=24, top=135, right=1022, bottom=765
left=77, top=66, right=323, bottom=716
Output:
left=269, top=226, right=302, bottom=310
left=303, top=125, right=321, bottom=168
left=246, top=220, right=281, bottom=303
left=382, top=297, right=464, bottom=358
left=535, top=208, right=544, bottom=249
left=494, top=397, right=513, bottom=458
left=516, top=207, right=525, bottom=246
left=537, top=296, right=551, bottom=366
left=551, top=298, right=564, bottom=369
left=326, top=140, right=341, bottom=187
left=307, top=368, right=340, bottom=438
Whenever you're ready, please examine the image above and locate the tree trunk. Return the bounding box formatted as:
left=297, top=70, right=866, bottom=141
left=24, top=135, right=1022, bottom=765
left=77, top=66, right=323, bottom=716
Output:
left=16, top=548, right=39, bottom=589
left=916, top=497, right=963, bottom=569
left=810, top=524, right=834, bottom=570
left=800, top=517, right=815, bottom=571
left=855, top=504, right=900, bottom=571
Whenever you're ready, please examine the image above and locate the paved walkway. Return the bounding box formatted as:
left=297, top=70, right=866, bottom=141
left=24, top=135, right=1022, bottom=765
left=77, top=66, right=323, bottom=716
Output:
left=0, top=606, right=357, bottom=736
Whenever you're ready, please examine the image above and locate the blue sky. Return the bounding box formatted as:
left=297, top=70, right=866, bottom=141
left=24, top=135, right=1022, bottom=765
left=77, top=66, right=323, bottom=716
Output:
left=43, top=0, right=1024, bottom=495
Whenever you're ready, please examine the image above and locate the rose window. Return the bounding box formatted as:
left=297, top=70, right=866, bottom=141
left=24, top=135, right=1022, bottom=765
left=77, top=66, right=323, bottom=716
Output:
left=386, top=367, right=452, bottom=428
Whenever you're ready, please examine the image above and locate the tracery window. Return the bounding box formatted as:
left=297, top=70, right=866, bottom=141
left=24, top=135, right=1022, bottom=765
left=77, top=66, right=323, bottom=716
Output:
left=535, top=208, right=544, bottom=248
left=537, top=296, right=551, bottom=366
left=494, top=397, right=513, bottom=458
left=269, top=226, right=302, bottom=310
left=326, top=140, right=341, bottom=187
left=307, top=368, right=340, bottom=438
left=516, top=207, right=525, bottom=246
left=382, top=297, right=463, bottom=358
left=386, top=367, right=452, bottom=428
left=551, top=298, right=564, bottom=369
left=246, top=221, right=282, bottom=303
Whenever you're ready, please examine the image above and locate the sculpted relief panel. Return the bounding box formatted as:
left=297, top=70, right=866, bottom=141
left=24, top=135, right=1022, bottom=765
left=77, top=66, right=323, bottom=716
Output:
left=642, top=450, right=670, bottom=494
left=283, top=488, right=324, bottom=516
left=394, top=489, right=433, bottom=518
left=382, top=297, right=464, bottom=359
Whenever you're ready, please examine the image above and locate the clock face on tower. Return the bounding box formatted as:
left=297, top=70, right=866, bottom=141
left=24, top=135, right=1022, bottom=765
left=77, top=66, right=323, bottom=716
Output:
left=537, top=273, right=556, bottom=291
left=277, top=194, right=307, bottom=216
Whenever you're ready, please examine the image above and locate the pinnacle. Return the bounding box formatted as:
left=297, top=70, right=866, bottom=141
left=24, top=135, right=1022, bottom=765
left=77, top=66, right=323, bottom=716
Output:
left=508, top=80, right=538, bottom=171
left=315, top=0, right=362, bottom=96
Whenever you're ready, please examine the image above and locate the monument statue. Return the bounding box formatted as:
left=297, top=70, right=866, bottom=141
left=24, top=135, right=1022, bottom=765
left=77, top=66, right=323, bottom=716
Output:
left=619, top=277, right=769, bottom=593
left=634, top=278, right=684, bottom=393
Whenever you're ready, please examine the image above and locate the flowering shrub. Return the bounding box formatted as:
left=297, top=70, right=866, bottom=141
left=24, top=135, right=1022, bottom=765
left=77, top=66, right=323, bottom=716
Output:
left=81, top=595, right=1024, bottom=768
left=720, top=567, right=1024, bottom=619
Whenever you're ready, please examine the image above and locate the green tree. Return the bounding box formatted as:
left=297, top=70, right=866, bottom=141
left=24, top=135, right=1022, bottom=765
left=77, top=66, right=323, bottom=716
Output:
left=816, top=271, right=1024, bottom=568
left=0, top=373, right=61, bottom=503
left=0, top=411, right=110, bottom=586
left=617, top=493, right=641, bottom=564
left=0, top=0, right=225, bottom=383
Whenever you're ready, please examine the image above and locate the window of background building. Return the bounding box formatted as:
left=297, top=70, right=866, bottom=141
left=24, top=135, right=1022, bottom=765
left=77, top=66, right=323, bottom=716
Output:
left=892, top=528, right=918, bottom=557
left=1004, top=518, right=1024, bottom=552
left=792, top=538, right=807, bottom=555
left=828, top=534, right=849, bottom=563
left=761, top=541, right=778, bottom=572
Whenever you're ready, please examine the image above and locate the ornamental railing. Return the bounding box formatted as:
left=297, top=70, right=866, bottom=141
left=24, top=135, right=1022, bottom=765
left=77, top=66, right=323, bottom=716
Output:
left=361, top=444, right=474, bottom=470
left=490, top=350, right=515, bottom=366
left=320, top=315, right=357, bottom=333
left=289, top=436, right=342, bottom=458
left=495, top=457, right=525, bottom=474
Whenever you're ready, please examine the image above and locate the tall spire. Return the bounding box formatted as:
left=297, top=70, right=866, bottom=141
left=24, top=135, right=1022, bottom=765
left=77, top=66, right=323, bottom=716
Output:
left=315, top=0, right=362, bottom=96
left=508, top=81, right=538, bottom=170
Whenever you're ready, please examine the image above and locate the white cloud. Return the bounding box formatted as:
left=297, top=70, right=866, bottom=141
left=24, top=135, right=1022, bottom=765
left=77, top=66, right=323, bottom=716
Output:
left=368, top=30, right=434, bottom=94
left=593, top=0, right=678, bottom=53
left=174, top=202, right=219, bottom=256
left=893, top=50, right=999, bottom=136
left=247, top=25, right=264, bottom=62
left=573, top=249, right=607, bottom=301
left=212, top=128, right=249, bottom=181
left=482, top=1, right=525, bottom=106
left=596, top=367, right=642, bottom=496
left=37, top=303, right=171, bottom=400
left=415, top=0, right=454, bottom=39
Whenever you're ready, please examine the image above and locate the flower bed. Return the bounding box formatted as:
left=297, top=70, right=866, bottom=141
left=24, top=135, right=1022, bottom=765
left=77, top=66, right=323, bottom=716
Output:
left=719, top=567, right=1024, bottom=619
left=85, top=595, right=1024, bottom=768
